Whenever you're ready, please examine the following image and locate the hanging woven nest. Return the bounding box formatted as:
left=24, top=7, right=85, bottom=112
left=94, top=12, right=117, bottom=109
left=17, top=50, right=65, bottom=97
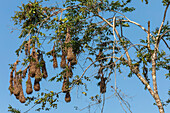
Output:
left=29, top=47, right=37, bottom=77
left=100, top=76, right=106, bottom=94
left=41, top=58, right=48, bottom=78
left=67, top=47, right=74, bottom=61
left=9, top=61, right=20, bottom=97
left=67, top=68, right=73, bottom=78
left=60, top=54, right=66, bottom=68
left=65, top=92, right=71, bottom=103
left=22, top=66, right=29, bottom=78
left=62, top=73, right=69, bottom=93
left=52, top=44, right=58, bottom=68
left=65, top=27, right=71, bottom=43
left=34, top=48, right=42, bottom=82
left=18, top=76, right=25, bottom=103
left=63, top=44, right=68, bottom=58
left=70, top=53, right=77, bottom=66
left=19, top=89, right=26, bottom=103
left=15, top=95, right=20, bottom=100
left=26, top=75, right=33, bottom=94
left=24, top=42, right=29, bottom=56
left=9, top=70, right=14, bottom=94
left=66, top=63, right=73, bottom=78
left=65, top=27, right=74, bottom=61
left=29, top=62, right=36, bottom=77
left=53, top=56, right=58, bottom=68
left=13, top=76, right=20, bottom=96
left=27, top=38, right=31, bottom=55
left=35, top=67, right=42, bottom=82
left=9, top=61, right=18, bottom=95
left=34, top=80, right=40, bottom=91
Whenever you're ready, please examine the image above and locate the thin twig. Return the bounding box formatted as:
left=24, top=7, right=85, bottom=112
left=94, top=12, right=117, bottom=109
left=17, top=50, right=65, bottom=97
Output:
left=23, top=104, right=37, bottom=113
left=111, top=86, right=132, bottom=113
left=17, top=29, right=32, bottom=61
left=160, top=29, right=170, bottom=38
left=101, top=94, right=105, bottom=113
left=162, top=38, right=170, bottom=50
left=160, top=30, right=170, bottom=50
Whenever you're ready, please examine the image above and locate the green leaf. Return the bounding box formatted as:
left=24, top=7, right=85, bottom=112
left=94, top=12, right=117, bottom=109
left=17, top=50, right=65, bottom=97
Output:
left=82, top=92, right=87, bottom=96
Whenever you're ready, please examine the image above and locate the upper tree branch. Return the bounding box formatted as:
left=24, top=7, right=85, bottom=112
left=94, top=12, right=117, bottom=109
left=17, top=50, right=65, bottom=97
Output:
left=152, top=2, right=170, bottom=95
left=109, top=10, right=156, bottom=40
left=157, top=2, right=170, bottom=37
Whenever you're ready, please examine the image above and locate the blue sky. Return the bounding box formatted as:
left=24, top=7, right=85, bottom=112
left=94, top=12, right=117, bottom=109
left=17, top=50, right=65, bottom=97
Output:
left=0, top=0, right=170, bottom=113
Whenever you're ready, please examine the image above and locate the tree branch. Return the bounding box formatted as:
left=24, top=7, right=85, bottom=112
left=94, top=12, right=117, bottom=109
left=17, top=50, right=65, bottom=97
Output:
left=162, top=38, right=170, bottom=50
left=157, top=2, right=170, bottom=37
left=109, top=10, right=156, bottom=40
left=160, top=30, right=170, bottom=50
left=160, top=29, right=170, bottom=38
left=147, top=21, right=151, bottom=51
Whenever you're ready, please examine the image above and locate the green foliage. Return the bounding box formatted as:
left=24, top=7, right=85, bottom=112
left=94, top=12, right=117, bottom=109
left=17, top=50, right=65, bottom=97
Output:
left=162, top=0, right=170, bottom=6
left=141, top=0, right=148, bottom=4
left=8, top=105, right=21, bottom=113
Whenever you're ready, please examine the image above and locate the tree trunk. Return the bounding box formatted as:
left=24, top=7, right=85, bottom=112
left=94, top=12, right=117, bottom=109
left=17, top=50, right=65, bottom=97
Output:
left=154, top=93, right=164, bottom=113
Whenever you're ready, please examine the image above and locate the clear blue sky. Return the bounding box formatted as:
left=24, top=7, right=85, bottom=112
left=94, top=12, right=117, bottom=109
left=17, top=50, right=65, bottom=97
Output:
left=0, top=0, right=170, bottom=113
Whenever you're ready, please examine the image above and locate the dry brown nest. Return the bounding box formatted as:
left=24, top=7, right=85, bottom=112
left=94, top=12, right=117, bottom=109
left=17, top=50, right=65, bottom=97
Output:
left=34, top=80, right=40, bottom=91
left=60, top=50, right=66, bottom=68
left=100, top=76, right=106, bottom=94
left=26, top=75, right=33, bottom=94
left=41, top=58, right=48, bottom=78
left=52, top=44, right=58, bottom=68
left=65, top=92, right=71, bottom=103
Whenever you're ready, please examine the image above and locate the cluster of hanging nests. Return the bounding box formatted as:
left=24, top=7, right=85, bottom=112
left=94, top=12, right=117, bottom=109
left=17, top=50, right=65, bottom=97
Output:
left=9, top=28, right=77, bottom=103
left=9, top=38, right=48, bottom=103
left=9, top=27, right=107, bottom=104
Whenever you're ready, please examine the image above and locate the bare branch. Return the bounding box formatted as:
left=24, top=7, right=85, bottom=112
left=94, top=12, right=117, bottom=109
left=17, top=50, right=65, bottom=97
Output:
left=160, top=29, right=170, bottom=38
left=157, top=2, right=170, bottom=37
left=162, top=38, right=170, bottom=50
left=160, top=30, right=170, bottom=50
